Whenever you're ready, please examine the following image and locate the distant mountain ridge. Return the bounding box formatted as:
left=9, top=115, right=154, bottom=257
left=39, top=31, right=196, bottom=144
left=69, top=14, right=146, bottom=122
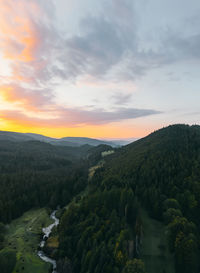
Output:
left=0, top=130, right=132, bottom=147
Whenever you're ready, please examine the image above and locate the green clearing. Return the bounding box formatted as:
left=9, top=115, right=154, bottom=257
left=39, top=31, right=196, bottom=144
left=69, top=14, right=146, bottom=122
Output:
left=140, top=209, right=175, bottom=273
left=88, top=150, right=114, bottom=180
left=88, top=160, right=104, bottom=180
left=3, top=208, right=53, bottom=273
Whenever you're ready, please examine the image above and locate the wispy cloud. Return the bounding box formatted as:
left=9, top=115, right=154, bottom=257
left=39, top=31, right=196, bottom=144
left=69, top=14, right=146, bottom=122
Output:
left=1, top=0, right=199, bottom=86
left=0, top=84, right=53, bottom=111
left=5, top=0, right=200, bottom=134
left=111, top=92, right=133, bottom=105
left=0, top=107, right=161, bottom=127
left=0, top=0, right=163, bottom=129
left=0, top=0, right=60, bottom=86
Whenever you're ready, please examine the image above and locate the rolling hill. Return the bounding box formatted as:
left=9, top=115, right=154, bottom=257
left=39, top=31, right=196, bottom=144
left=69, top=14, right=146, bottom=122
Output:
left=0, top=131, right=124, bottom=147
left=58, top=124, right=200, bottom=273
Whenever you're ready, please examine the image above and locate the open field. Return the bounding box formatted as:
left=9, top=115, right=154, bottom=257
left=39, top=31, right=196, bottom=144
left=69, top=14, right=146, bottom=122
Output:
left=3, top=208, right=53, bottom=273
left=140, top=209, right=175, bottom=273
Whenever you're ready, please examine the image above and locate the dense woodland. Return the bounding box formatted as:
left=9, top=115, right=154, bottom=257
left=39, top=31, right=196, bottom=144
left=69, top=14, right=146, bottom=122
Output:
left=58, top=124, right=200, bottom=273
left=0, top=141, right=115, bottom=223
left=0, top=141, right=114, bottom=224
left=1, top=124, right=200, bottom=273
left=0, top=140, right=93, bottom=223
left=0, top=139, right=113, bottom=272
left=58, top=188, right=142, bottom=273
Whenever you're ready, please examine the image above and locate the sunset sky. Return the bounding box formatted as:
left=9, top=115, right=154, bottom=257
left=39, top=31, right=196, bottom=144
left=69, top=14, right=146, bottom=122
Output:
left=0, top=0, right=200, bottom=139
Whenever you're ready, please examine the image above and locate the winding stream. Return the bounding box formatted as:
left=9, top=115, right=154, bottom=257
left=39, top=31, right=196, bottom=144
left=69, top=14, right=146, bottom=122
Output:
left=38, top=210, right=59, bottom=273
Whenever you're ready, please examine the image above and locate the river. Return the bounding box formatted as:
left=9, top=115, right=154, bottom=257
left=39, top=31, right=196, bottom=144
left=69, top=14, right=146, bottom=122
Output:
left=38, top=210, right=59, bottom=273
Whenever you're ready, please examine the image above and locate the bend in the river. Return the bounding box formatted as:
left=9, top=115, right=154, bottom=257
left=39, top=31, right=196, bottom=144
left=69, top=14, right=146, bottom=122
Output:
left=38, top=210, right=59, bottom=273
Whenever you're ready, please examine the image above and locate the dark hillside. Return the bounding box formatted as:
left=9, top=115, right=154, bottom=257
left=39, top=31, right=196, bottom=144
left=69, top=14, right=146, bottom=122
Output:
left=58, top=124, right=200, bottom=273
left=94, top=124, right=200, bottom=220
left=0, top=140, right=103, bottom=223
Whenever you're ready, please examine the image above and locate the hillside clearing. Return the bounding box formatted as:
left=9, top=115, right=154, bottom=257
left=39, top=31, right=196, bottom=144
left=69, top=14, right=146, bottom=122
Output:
left=140, top=209, right=175, bottom=273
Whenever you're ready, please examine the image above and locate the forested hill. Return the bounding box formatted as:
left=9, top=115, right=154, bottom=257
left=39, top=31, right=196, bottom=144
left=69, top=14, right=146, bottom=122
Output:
left=0, top=140, right=112, bottom=223
left=58, top=124, right=200, bottom=273
left=94, top=124, right=200, bottom=221
left=1, top=124, right=200, bottom=273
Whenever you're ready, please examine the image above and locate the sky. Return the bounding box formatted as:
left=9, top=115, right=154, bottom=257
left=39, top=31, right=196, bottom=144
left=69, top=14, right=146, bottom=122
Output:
left=0, top=0, right=200, bottom=139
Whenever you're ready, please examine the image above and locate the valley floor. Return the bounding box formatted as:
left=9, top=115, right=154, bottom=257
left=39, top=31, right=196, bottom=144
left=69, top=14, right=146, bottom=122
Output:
left=3, top=208, right=53, bottom=273
left=2, top=202, right=175, bottom=273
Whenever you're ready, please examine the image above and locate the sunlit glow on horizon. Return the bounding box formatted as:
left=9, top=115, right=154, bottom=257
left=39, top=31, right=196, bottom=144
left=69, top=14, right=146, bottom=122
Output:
left=0, top=0, right=199, bottom=138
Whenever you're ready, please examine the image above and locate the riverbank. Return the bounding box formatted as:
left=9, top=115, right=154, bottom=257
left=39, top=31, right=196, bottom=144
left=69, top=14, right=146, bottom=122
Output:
left=38, top=210, right=59, bottom=273
left=3, top=208, right=53, bottom=273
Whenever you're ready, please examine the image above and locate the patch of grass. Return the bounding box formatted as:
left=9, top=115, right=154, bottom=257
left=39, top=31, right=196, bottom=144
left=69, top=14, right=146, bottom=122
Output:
left=88, top=160, right=104, bottom=180
left=140, top=209, right=175, bottom=273
left=0, top=249, right=16, bottom=273
left=3, top=208, right=53, bottom=273
left=101, top=150, right=114, bottom=157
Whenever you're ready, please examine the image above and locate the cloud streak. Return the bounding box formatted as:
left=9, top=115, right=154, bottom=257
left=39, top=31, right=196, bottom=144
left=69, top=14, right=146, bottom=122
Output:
left=0, top=107, right=161, bottom=127
left=111, top=92, right=133, bottom=105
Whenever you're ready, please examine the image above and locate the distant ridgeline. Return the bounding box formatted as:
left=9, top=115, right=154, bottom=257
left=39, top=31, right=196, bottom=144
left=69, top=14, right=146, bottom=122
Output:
left=58, top=124, right=200, bottom=273
left=0, top=131, right=124, bottom=147
left=1, top=124, right=200, bottom=273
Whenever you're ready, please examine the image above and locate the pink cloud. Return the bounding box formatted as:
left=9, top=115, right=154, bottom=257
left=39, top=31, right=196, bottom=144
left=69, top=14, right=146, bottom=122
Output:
left=0, top=1, right=41, bottom=62
left=0, top=0, right=58, bottom=84
left=0, top=0, right=162, bottom=131
left=0, top=105, right=161, bottom=128
left=0, top=84, right=53, bottom=111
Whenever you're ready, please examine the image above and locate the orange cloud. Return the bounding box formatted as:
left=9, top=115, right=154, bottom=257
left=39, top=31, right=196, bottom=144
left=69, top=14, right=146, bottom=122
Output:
left=0, top=2, right=38, bottom=62
left=0, top=103, right=160, bottom=130
left=0, top=84, right=53, bottom=113
left=0, top=0, right=53, bottom=84
left=1, top=86, right=24, bottom=103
